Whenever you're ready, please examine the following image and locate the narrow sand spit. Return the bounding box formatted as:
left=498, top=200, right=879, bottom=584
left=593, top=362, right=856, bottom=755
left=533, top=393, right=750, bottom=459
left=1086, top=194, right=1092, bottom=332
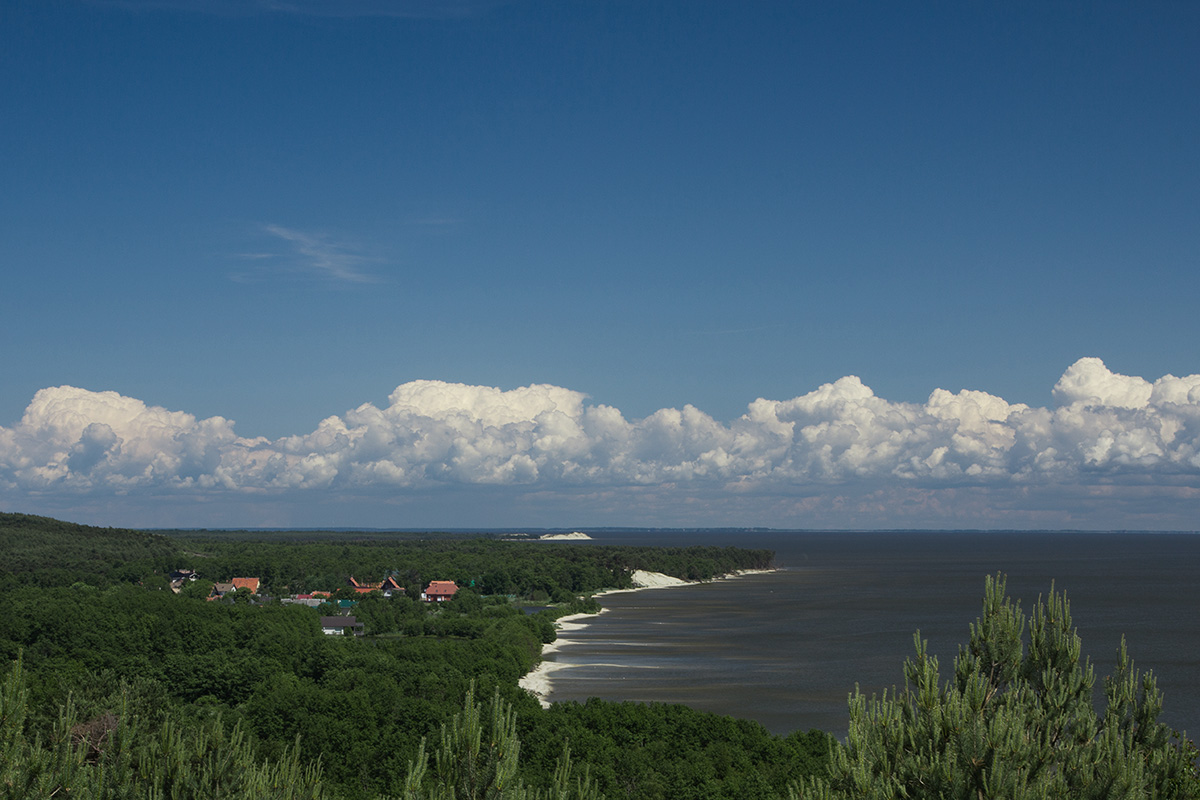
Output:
left=538, top=531, right=593, bottom=541
left=518, top=568, right=775, bottom=708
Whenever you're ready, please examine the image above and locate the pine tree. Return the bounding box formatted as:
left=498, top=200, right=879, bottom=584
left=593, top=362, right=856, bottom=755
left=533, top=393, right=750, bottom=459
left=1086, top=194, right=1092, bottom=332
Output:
left=0, top=656, right=326, bottom=800
left=397, top=684, right=600, bottom=800
left=795, top=574, right=1200, bottom=799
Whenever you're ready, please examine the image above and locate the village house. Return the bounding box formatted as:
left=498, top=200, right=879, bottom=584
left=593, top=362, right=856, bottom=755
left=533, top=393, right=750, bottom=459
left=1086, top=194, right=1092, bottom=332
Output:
left=421, top=580, right=458, bottom=602
left=319, top=615, right=364, bottom=636
left=168, top=569, right=198, bottom=594
left=230, top=577, right=260, bottom=594
left=282, top=593, right=324, bottom=608
left=208, top=577, right=261, bottom=600
left=282, top=590, right=344, bottom=608
left=347, top=576, right=405, bottom=597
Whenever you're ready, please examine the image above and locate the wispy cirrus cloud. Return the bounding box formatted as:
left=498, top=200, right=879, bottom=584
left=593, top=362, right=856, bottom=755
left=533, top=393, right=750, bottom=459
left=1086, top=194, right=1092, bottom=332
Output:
left=233, top=224, right=382, bottom=284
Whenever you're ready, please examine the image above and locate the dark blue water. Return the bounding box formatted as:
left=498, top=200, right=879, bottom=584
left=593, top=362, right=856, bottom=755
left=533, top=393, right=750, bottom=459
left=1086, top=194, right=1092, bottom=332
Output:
left=540, top=531, right=1200, bottom=739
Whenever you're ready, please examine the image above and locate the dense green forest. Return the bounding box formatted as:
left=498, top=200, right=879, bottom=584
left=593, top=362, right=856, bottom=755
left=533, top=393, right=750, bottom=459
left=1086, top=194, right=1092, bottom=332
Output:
left=0, top=513, right=824, bottom=799
left=4, top=513, right=1197, bottom=798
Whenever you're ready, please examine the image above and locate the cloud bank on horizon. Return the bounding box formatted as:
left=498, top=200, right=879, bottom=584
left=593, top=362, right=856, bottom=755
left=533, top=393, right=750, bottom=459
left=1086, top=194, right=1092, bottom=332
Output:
left=2, top=358, right=1199, bottom=529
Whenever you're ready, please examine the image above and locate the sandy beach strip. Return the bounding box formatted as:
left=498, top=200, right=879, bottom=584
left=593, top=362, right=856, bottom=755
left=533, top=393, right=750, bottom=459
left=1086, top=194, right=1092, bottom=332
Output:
left=518, top=610, right=606, bottom=707
left=518, top=568, right=774, bottom=708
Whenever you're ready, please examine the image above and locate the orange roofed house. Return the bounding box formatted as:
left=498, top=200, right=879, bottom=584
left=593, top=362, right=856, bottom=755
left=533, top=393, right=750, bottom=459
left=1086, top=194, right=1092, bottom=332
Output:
left=208, top=577, right=261, bottom=600
left=348, top=576, right=405, bottom=597
left=421, top=581, right=458, bottom=602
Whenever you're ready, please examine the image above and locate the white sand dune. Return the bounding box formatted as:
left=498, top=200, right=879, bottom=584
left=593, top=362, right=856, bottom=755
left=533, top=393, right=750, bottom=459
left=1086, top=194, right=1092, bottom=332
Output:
left=630, top=569, right=687, bottom=588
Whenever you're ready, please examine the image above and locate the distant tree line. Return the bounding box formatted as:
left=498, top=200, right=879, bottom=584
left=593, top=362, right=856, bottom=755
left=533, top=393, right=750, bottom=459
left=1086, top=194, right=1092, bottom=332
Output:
left=0, top=513, right=774, bottom=601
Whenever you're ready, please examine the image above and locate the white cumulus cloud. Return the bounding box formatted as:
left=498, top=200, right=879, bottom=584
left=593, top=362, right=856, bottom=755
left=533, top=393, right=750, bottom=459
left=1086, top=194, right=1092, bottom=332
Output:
left=2, top=360, right=1199, bottom=510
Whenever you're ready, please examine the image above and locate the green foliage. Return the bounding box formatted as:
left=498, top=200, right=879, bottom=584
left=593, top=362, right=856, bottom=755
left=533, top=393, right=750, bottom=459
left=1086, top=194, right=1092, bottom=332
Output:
left=180, top=578, right=215, bottom=600
left=0, top=512, right=181, bottom=588
left=1, top=512, right=773, bottom=601
left=0, top=656, right=327, bottom=799
left=795, top=574, right=1200, bottom=800
left=397, top=685, right=599, bottom=800
left=157, top=533, right=773, bottom=599
left=526, top=699, right=833, bottom=800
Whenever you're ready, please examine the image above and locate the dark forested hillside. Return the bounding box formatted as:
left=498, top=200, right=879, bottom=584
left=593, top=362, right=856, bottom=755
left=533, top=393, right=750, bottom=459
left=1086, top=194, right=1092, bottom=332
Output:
left=0, top=512, right=181, bottom=588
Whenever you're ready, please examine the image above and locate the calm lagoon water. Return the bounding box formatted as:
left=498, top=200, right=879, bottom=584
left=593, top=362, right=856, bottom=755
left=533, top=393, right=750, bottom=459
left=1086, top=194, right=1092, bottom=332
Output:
left=538, top=531, right=1200, bottom=739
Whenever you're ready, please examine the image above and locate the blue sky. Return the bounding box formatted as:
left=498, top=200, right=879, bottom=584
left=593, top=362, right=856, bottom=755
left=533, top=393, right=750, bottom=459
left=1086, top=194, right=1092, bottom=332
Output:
left=2, top=1, right=1198, bottom=530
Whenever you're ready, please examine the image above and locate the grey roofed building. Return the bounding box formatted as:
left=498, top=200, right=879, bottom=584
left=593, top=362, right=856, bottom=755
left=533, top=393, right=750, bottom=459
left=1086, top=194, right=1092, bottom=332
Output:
left=319, top=615, right=364, bottom=636
left=282, top=597, right=324, bottom=607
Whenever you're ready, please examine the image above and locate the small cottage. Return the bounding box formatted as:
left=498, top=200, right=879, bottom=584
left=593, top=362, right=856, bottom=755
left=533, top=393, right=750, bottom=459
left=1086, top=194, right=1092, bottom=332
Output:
left=421, top=581, right=458, bottom=602
left=319, top=615, right=364, bottom=636
left=208, top=577, right=261, bottom=600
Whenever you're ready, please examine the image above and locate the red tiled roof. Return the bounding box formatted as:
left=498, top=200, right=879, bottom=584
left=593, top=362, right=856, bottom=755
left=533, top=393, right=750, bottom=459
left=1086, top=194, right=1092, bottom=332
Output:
left=231, top=577, right=260, bottom=594
left=424, top=581, right=458, bottom=597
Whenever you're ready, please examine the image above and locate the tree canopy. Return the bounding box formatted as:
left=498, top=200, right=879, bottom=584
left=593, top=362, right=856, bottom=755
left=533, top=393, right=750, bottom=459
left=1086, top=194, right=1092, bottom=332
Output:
left=797, top=574, right=1200, bottom=799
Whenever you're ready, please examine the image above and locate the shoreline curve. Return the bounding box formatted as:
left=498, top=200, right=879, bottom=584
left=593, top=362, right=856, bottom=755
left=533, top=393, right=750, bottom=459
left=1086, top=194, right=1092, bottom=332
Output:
left=518, top=568, right=775, bottom=708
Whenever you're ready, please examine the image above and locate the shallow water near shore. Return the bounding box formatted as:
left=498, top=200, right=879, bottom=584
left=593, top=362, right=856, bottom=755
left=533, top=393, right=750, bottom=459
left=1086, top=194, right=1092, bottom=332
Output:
left=535, top=530, right=1200, bottom=739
